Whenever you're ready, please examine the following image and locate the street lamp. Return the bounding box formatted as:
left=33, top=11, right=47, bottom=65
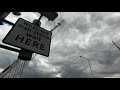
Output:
left=12, top=12, right=21, bottom=16
left=80, top=56, right=95, bottom=78
left=39, top=12, right=58, bottom=21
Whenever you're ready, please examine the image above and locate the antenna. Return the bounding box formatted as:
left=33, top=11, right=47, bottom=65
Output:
left=112, top=40, right=120, bottom=50
left=51, top=20, right=65, bottom=38
left=51, top=20, right=65, bottom=32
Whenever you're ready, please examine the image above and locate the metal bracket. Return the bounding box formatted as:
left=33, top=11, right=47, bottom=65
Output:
left=0, top=44, right=20, bottom=53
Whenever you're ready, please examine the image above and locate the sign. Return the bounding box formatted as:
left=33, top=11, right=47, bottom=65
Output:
left=2, top=18, right=52, bottom=57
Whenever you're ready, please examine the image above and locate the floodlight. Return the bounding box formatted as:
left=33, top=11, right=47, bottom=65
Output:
left=12, top=12, right=21, bottom=16
left=39, top=12, right=58, bottom=21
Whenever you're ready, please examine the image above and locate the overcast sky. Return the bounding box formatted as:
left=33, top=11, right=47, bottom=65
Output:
left=1, top=12, right=120, bottom=78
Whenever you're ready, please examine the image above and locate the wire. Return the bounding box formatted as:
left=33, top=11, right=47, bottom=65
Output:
left=19, top=61, right=27, bottom=78
left=17, top=53, right=37, bottom=78
left=0, top=59, right=20, bottom=78
left=13, top=60, right=27, bottom=78
left=24, top=53, right=37, bottom=67
left=51, top=20, right=65, bottom=39
left=87, top=58, right=94, bottom=78
left=12, top=63, right=19, bottom=78
left=32, top=53, right=37, bottom=59
left=16, top=60, right=24, bottom=78
left=7, top=67, right=13, bottom=78
left=9, top=62, right=18, bottom=78
left=14, top=60, right=25, bottom=78
left=5, top=53, right=37, bottom=78
left=6, top=60, right=23, bottom=78
left=3, top=64, right=17, bottom=78
left=51, top=29, right=62, bottom=39
left=12, top=60, right=22, bottom=78
left=80, top=56, right=84, bottom=69
left=112, top=40, right=120, bottom=50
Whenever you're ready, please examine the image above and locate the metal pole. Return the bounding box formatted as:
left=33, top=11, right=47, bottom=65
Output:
left=112, top=40, right=120, bottom=50
left=51, top=20, right=65, bottom=32
left=0, top=59, right=20, bottom=78
left=0, top=44, right=20, bottom=53
left=38, top=14, right=43, bottom=21
left=2, top=19, right=14, bottom=25
left=80, top=56, right=94, bottom=78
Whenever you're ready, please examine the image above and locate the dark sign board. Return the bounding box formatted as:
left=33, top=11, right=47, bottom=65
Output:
left=2, top=18, right=52, bottom=57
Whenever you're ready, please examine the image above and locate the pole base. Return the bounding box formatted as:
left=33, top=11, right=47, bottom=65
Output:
left=18, top=48, right=33, bottom=61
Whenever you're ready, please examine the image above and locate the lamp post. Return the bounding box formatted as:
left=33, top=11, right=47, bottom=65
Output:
left=80, top=55, right=94, bottom=78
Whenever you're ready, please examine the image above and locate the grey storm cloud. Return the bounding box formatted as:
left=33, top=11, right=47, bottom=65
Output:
left=49, top=12, right=120, bottom=78
left=1, top=12, right=120, bottom=78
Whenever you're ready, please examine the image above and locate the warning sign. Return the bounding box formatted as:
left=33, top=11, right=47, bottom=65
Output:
left=2, top=18, right=52, bottom=57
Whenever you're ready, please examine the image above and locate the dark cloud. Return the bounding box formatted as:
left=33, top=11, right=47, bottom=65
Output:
left=49, top=12, right=120, bottom=78
left=21, top=66, right=54, bottom=78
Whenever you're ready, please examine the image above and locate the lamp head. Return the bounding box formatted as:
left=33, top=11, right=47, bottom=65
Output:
left=12, top=12, right=21, bottom=16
